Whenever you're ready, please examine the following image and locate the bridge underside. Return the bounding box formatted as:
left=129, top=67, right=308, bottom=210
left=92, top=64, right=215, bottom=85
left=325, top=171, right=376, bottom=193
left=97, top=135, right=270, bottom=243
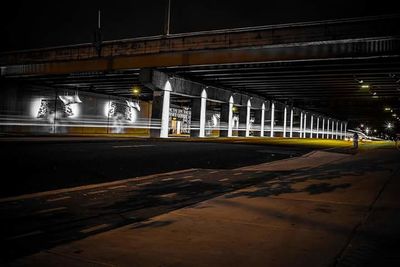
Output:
left=3, top=56, right=399, bottom=128
left=1, top=15, right=399, bottom=134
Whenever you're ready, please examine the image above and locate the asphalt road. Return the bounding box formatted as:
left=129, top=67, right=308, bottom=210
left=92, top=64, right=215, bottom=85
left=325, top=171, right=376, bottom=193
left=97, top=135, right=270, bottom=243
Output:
left=1, top=168, right=292, bottom=262
left=0, top=139, right=310, bottom=262
left=0, top=139, right=309, bottom=197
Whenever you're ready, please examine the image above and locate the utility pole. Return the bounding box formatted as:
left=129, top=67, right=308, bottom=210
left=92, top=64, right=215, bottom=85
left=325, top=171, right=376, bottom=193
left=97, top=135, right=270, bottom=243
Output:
left=164, top=0, right=171, bottom=36
left=93, top=10, right=102, bottom=57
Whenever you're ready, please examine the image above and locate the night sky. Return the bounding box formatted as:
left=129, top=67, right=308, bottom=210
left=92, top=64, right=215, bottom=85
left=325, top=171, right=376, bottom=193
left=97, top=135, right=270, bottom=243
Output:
left=0, top=0, right=396, bottom=52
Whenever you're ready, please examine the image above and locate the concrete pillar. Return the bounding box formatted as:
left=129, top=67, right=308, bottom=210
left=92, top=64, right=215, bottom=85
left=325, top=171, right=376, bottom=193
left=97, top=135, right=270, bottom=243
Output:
left=303, top=113, right=307, bottom=138
left=310, top=115, right=314, bottom=138
left=331, top=120, right=335, bottom=139
left=150, top=82, right=172, bottom=138
left=254, top=103, right=265, bottom=137
left=336, top=121, right=339, bottom=139
left=289, top=108, right=294, bottom=138
left=283, top=106, right=287, bottom=138
left=299, top=112, right=303, bottom=138
left=228, top=99, right=233, bottom=137
left=327, top=119, right=330, bottom=139
left=220, top=96, right=234, bottom=137
left=200, top=90, right=207, bottom=138
left=260, top=103, right=265, bottom=137
left=190, top=89, right=207, bottom=138
left=322, top=118, right=325, bottom=139
left=270, top=102, right=275, bottom=137
left=340, top=122, right=343, bottom=139
left=316, top=117, right=320, bottom=139
left=344, top=123, right=347, bottom=139
left=245, top=100, right=251, bottom=137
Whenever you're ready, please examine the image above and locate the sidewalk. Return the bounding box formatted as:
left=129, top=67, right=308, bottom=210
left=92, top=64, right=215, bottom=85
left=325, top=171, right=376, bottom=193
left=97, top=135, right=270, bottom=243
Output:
left=7, top=147, right=400, bottom=267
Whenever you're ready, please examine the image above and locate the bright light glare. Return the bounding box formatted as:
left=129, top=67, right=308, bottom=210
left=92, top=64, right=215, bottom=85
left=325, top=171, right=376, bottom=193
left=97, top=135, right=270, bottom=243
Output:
left=131, top=86, right=141, bottom=96
left=30, top=98, right=44, bottom=118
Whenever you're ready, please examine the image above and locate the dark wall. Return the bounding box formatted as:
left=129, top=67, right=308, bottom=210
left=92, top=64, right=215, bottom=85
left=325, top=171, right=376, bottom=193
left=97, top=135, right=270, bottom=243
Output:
left=0, top=0, right=396, bottom=52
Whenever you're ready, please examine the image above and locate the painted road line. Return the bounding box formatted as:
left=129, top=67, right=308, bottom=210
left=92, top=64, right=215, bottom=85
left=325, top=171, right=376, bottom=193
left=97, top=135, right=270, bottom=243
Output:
left=160, top=193, right=177, bottom=198
left=219, top=178, right=229, bottom=182
left=108, top=185, right=127, bottom=190
left=46, top=196, right=71, bottom=202
left=87, top=190, right=108, bottom=195
left=7, top=230, right=43, bottom=240
left=137, top=182, right=152, bottom=186
left=183, top=175, right=194, bottom=179
left=189, top=179, right=202, bottom=183
left=233, top=172, right=243, bottom=176
left=80, top=224, right=110, bottom=234
left=112, top=145, right=155, bottom=148
left=35, top=207, right=67, bottom=214
left=162, top=177, right=175, bottom=181
left=209, top=170, right=219, bottom=174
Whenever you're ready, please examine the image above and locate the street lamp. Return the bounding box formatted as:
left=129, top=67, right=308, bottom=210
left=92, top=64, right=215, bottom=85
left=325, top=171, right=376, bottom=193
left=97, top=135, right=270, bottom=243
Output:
left=131, top=86, right=141, bottom=97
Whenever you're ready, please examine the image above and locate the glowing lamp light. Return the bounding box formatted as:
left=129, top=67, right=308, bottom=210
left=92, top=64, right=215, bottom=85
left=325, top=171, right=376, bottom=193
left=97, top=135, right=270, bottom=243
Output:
left=131, top=86, right=141, bottom=96
left=361, top=84, right=370, bottom=89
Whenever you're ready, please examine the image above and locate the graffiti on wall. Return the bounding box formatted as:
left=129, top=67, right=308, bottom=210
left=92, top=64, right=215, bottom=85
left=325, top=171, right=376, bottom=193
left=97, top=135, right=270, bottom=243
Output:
left=169, top=107, right=191, bottom=134
left=58, top=94, right=82, bottom=118
left=36, top=99, right=55, bottom=119
left=107, top=100, right=141, bottom=133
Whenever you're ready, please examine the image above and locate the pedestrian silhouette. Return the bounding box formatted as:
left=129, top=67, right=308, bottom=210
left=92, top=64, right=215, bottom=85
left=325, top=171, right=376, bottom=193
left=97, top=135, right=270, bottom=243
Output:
left=353, top=132, right=359, bottom=149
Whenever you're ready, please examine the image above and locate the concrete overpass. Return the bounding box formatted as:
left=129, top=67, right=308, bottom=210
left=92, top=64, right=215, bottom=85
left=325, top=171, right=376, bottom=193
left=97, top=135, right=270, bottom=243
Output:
left=0, top=15, right=399, bottom=138
left=1, top=15, right=399, bottom=75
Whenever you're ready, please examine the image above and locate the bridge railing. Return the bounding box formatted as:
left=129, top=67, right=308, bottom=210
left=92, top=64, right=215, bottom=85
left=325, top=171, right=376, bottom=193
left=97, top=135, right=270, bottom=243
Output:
left=1, top=15, right=399, bottom=66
